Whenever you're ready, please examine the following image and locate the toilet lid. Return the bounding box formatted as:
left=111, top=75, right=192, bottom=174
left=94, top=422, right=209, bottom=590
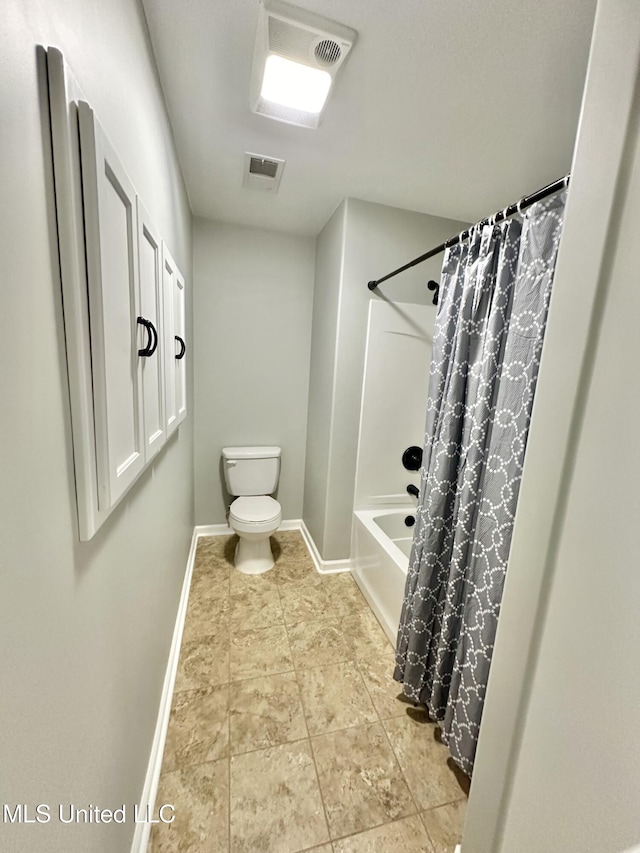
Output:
left=230, top=496, right=281, bottom=524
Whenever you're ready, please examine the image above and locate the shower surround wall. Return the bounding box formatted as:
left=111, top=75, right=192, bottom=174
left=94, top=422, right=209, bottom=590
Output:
left=1, top=2, right=192, bottom=853
left=303, top=198, right=468, bottom=561
left=354, top=300, right=435, bottom=508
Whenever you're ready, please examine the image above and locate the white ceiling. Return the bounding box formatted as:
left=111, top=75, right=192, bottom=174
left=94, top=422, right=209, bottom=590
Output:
left=141, top=0, right=597, bottom=236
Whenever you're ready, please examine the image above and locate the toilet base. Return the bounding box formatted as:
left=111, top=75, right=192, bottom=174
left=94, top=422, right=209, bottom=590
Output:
left=234, top=535, right=274, bottom=574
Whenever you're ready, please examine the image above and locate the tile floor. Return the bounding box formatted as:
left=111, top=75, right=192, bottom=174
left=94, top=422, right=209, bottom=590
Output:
left=149, top=531, right=468, bottom=853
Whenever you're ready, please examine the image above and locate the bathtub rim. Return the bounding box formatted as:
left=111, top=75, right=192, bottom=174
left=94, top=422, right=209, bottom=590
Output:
left=351, top=507, right=413, bottom=645
left=353, top=507, right=413, bottom=575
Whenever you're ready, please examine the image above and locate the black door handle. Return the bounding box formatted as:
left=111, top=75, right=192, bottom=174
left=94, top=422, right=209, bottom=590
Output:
left=175, top=335, right=186, bottom=360
left=147, top=320, right=158, bottom=356
left=137, top=317, right=156, bottom=357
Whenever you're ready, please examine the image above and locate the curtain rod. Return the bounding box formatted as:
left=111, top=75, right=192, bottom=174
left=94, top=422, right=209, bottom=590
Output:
left=367, top=174, right=570, bottom=291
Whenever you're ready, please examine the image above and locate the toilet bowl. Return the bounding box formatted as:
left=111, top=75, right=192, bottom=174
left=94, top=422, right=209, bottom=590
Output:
left=222, top=446, right=282, bottom=575
left=228, top=495, right=282, bottom=574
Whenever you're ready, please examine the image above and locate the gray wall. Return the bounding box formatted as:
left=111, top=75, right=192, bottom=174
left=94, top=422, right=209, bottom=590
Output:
left=304, top=198, right=468, bottom=560
left=193, top=218, right=315, bottom=524
left=0, top=3, right=193, bottom=853
left=302, top=202, right=346, bottom=553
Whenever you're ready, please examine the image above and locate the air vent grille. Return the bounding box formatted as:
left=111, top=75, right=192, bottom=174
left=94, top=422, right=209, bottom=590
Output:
left=243, top=152, right=286, bottom=192
left=249, top=157, right=279, bottom=178
left=314, top=39, right=341, bottom=66
left=268, top=16, right=317, bottom=61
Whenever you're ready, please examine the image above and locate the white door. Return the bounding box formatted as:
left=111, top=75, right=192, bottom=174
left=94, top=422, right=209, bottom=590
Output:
left=162, top=245, right=187, bottom=437
left=78, top=101, right=144, bottom=509
left=137, top=199, right=166, bottom=461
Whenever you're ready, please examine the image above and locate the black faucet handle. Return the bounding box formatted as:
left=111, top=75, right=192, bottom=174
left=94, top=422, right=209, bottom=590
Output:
left=407, top=484, right=419, bottom=499
left=402, top=446, right=423, bottom=471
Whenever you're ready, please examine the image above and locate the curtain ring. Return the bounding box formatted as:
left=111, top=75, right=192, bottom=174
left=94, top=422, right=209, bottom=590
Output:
left=516, top=197, right=525, bottom=217
left=563, top=174, right=570, bottom=189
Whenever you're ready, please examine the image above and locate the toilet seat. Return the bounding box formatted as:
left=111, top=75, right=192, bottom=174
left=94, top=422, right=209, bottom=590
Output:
left=229, top=496, right=281, bottom=532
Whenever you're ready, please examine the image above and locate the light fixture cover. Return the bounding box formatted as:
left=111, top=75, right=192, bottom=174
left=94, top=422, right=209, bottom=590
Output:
left=250, top=0, right=357, bottom=129
left=261, top=55, right=332, bottom=114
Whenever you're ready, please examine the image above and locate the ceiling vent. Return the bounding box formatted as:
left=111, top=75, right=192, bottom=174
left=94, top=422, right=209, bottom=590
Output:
left=250, top=0, right=357, bottom=129
left=243, top=152, right=286, bottom=192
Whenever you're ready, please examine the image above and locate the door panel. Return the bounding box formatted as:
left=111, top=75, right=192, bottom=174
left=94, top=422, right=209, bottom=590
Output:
left=137, top=200, right=166, bottom=461
left=78, top=101, right=144, bottom=508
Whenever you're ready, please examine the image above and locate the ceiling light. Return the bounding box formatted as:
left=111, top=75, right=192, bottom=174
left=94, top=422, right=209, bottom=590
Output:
left=250, top=0, right=357, bottom=129
left=261, top=55, right=332, bottom=114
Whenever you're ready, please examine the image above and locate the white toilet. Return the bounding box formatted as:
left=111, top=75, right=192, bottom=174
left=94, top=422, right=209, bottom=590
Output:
left=222, top=446, right=282, bottom=574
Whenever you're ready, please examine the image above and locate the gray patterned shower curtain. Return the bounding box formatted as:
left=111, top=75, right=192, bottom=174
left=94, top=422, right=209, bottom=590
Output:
left=394, top=191, right=567, bottom=776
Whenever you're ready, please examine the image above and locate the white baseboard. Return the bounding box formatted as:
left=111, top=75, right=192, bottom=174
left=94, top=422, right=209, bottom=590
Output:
left=299, top=521, right=352, bottom=575
left=129, top=529, right=199, bottom=853
left=454, top=846, right=462, bottom=853
left=278, top=518, right=303, bottom=532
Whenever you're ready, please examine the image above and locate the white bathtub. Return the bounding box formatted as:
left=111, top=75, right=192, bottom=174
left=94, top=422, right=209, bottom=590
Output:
left=351, top=508, right=414, bottom=644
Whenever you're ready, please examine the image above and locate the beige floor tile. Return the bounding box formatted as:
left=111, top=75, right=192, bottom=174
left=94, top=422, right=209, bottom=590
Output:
left=272, top=530, right=312, bottom=557
left=382, top=716, right=467, bottom=811
left=271, top=531, right=317, bottom=585
left=340, top=611, right=393, bottom=660
left=311, top=722, right=415, bottom=839
left=163, top=685, right=229, bottom=770
left=190, top=561, right=230, bottom=593
left=321, top=573, right=369, bottom=619
left=230, top=582, right=284, bottom=630
left=229, top=564, right=279, bottom=590
left=298, top=661, right=378, bottom=736
left=183, top=583, right=230, bottom=642
left=158, top=527, right=470, bottom=852
left=288, top=620, right=353, bottom=669
left=229, top=672, right=307, bottom=754
left=421, top=801, right=466, bottom=853
left=230, top=624, right=293, bottom=680
left=279, top=581, right=333, bottom=625
left=333, top=814, right=434, bottom=853
left=175, top=633, right=230, bottom=692
left=193, top=537, right=234, bottom=576
left=230, top=740, right=329, bottom=852
left=149, top=759, right=229, bottom=853
left=274, top=555, right=318, bottom=587
left=192, top=536, right=221, bottom=564
left=356, top=655, right=407, bottom=720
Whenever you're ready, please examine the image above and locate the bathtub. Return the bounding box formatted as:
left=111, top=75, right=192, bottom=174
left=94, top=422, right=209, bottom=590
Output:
left=351, top=508, right=414, bottom=644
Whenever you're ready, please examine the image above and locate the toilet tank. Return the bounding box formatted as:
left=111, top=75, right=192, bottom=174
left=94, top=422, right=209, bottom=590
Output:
left=222, top=446, right=281, bottom=496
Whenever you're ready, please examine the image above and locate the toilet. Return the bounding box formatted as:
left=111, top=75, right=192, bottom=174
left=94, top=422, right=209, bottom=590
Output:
left=222, top=446, right=282, bottom=574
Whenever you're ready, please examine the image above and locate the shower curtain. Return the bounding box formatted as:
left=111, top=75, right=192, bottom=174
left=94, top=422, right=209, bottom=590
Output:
left=394, top=191, right=567, bottom=776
